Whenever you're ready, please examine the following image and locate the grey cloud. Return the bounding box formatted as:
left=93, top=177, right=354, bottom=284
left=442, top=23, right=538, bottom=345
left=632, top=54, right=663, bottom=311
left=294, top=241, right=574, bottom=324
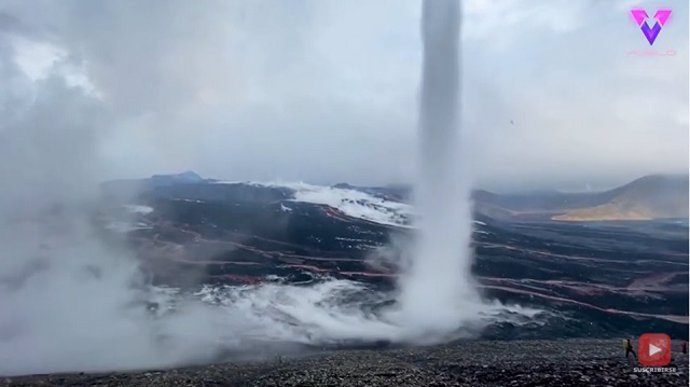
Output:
left=0, top=0, right=687, bottom=190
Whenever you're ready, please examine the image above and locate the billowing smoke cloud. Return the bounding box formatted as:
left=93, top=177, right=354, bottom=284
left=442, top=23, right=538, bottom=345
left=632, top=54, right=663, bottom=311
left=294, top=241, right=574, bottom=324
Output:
left=0, top=31, right=230, bottom=375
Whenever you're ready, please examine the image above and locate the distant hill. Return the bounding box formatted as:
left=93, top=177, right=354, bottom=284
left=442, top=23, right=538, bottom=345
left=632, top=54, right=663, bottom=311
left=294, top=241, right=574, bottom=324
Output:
left=553, top=175, right=689, bottom=221
left=472, top=174, right=688, bottom=221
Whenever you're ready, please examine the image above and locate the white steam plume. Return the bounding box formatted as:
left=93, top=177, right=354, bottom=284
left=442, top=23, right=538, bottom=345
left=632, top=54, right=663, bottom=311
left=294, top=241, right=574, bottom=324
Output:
left=386, top=0, right=483, bottom=338
left=0, top=38, right=232, bottom=375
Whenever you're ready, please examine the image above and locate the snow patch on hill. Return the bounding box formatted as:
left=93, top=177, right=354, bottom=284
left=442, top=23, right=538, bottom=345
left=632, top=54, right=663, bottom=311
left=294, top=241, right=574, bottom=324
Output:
left=211, top=180, right=489, bottom=229
left=254, top=182, right=413, bottom=227
left=293, top=184, right=411, bottom=227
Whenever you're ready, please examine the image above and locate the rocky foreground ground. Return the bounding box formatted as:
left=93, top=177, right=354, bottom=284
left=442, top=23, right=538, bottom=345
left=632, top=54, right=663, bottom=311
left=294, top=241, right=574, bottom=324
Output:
left=2, top=339, right=688, bottom=386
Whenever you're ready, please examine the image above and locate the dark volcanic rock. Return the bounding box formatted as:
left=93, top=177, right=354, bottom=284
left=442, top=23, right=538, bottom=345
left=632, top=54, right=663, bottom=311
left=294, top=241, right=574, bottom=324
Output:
left=3, top=340, right=688, bottom=386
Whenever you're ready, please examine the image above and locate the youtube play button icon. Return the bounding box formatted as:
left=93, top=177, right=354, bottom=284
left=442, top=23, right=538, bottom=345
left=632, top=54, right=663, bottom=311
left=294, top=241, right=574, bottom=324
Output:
left=639, top=333, right=671, bottom=366
left=649, top=343, right=663, bottom=356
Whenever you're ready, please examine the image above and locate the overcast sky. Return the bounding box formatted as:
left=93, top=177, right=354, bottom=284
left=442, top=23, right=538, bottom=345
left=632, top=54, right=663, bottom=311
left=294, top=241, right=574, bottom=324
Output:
left=0, top=0, right=687, bottom=192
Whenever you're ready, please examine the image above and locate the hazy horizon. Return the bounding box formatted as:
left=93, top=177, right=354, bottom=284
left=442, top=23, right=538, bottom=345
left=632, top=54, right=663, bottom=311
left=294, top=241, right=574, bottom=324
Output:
left=113, top=169, right=688, bottom=195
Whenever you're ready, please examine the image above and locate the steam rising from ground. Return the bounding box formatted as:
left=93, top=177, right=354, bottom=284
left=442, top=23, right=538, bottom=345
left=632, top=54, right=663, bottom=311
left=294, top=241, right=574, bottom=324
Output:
left=0, top=0, right=532, bottom=376
left=0, top=53, right=229, bottom=374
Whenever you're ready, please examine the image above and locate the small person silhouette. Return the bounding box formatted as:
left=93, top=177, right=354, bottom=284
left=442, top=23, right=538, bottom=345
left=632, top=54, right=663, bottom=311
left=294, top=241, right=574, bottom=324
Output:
left=682, top=341, right=687, bottom=355
left=625, top=338, right=637, bottom=359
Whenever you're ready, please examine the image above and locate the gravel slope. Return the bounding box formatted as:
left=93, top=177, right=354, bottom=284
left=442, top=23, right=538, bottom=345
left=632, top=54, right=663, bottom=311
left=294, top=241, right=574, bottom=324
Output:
left=2, top=339, right=688, bottom=386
